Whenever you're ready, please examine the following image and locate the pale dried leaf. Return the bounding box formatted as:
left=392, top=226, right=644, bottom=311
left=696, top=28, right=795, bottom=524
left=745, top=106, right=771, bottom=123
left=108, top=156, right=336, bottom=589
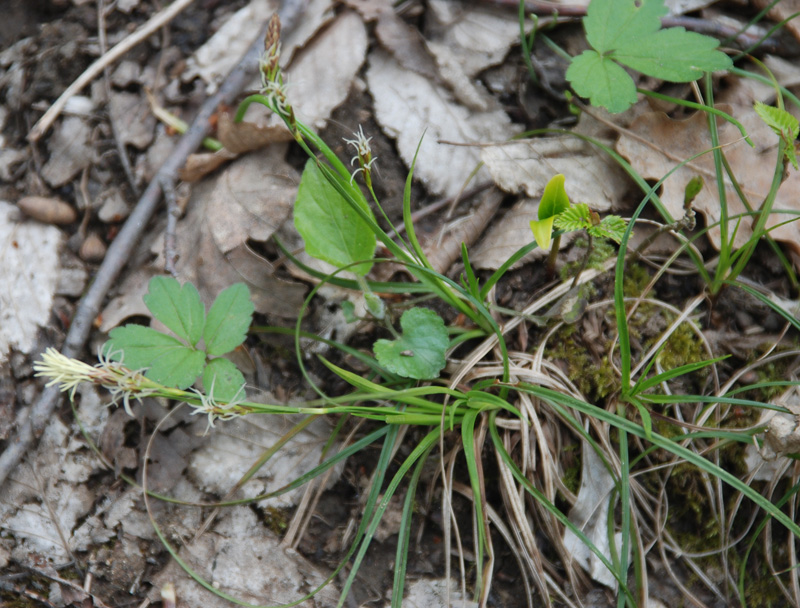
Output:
left=109, top=91, right=156, bottom=149
left=422, top=187, right=504, bottom=273
left=179, top=149, right=238, bottom=182
left=391, top=578, right=478, bottom=608
left=375, top=12, right=438, bottom=81
left=424, top=0, right=522, bottom=110
left=189, top=415, right=340, bottom=508
left=616, top=93, right=800, bottom=251
left=41, top=116, right=94, bottom=187
left=367, top=49, right=520, bottom=198
left=0, top=202, right=62, bottom=364
left=152, top=150, right=307, bottom=319
left=184, top=0, right=280, bottom=91
left=286, top=11, right=368, bottom=129
left=754, top=0, right=800, bottom=44
left=481, top=137, right=630, bottom=211
left=99, top=268, right=159, bottom=332
left=205, top=147, right=297, bottom=253
left=149, top=509, right=339, bottom=608
left=563, top=443, right=621, bottom=588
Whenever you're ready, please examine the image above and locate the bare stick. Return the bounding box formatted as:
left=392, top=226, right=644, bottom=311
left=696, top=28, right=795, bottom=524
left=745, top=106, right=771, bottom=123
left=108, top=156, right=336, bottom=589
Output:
left=0, top=3, right=306, bottom=490
left=28, top=0, right=197, bottom=142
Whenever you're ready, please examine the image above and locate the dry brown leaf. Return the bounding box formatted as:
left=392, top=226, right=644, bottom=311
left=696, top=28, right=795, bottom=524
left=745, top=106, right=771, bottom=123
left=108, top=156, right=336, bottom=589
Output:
left=425, top=0, right=523, bottom=110
left=41, top=116, right=94, bottom=187
left=754, top=0, right=800, bottom=44
left=179, top=149, right=238, bottom=182
left=285, top=11, right=368, bottom=129
left=481, top=136, right=631, bottom=211
left=367, top=49, right=520, bottom=198
left=216, top=110, right=294, bottom=154
left=421, top=187, right=504, bottom=273
left=154, top=148, right=307, bottom=318
left=184, top=0, right=281, bottom=91
left=109, top=91, right=156, bottom=149
left=616, top=94, right=800, bottom=252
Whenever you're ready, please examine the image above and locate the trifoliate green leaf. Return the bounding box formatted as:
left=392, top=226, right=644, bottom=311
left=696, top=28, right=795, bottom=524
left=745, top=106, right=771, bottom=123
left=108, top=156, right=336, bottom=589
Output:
left=294, top=159, right=376, bottom=276
left=105, top=325, right=206, bottom=389
left=566, top=0, right=732, bottom=113
left=203, top=357, right=245, bottom=402
left=143, top=276, right=205, bottom=346
left=554, top=203, right=593, bottom=232
left=203, top=283, right=254, bottom=356
left=374, top=308, right=448, bottom=380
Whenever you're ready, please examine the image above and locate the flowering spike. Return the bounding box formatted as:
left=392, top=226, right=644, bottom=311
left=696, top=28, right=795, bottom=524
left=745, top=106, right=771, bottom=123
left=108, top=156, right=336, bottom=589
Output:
left=344, top=125, right=377, bottom=189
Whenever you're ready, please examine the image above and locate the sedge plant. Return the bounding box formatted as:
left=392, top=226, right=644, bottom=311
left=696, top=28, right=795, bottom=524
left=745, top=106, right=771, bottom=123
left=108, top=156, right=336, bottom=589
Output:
left=34, top=4, right=800, bottom=608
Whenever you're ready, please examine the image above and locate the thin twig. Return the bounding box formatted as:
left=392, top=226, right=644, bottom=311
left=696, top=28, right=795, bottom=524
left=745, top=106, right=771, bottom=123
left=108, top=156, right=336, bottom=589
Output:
left=0, top=3, right=306, bottom=491
left=28, top=0, right=197, bottom=142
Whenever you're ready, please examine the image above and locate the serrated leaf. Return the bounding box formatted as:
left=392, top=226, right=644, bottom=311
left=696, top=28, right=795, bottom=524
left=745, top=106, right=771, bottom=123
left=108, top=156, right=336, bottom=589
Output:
left=104, top=325, right=206, bottom=389
left=373, top=307, right=448, bottom=380
left=203, top=283, right=254, bottom=356
left=143, top=276, right=205, bottom=346
left=554, top=203, right=592, bottom=232
left=616, top=28, right=732, bottom=82
left=754, top=102, right=800, bottom=170
left=584, top=0, right=667, bottom=52
left=203, top=357, right=245, bottom=402
left=294, top=159, right=376, bottom=276
left=588, top=215, right=627, bottom=243
left=754, top=102, right=800, bottom=140
left=567, top=0, right=731, bottom=113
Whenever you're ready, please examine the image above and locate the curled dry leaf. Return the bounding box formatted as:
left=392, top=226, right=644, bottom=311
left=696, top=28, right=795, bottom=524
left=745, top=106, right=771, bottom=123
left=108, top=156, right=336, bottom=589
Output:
left=17, top=195, right=77, bottom=225
left=616, top=97, right=800, bottom=251
left=367, top=49, right=520, bottom=198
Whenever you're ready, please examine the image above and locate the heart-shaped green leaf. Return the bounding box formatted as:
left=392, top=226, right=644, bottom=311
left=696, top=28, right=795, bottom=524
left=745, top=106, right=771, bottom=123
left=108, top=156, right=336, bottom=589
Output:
left=374, top=308, right=448, bottom=380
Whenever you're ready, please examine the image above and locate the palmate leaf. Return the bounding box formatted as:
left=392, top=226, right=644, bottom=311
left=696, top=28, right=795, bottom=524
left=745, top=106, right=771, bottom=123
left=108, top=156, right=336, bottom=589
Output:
left=105, top=325, right=205, bottom=389
left=566, top=0, right=732, bottom=113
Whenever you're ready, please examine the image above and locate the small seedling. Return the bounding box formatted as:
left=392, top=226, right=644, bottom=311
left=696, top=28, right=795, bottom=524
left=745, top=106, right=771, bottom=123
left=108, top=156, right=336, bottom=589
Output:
left=103, top=276, right=254, bottom=402
left=565, top=0, right=732, bottom=113
left=531, top=174, right=627, bottom=281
